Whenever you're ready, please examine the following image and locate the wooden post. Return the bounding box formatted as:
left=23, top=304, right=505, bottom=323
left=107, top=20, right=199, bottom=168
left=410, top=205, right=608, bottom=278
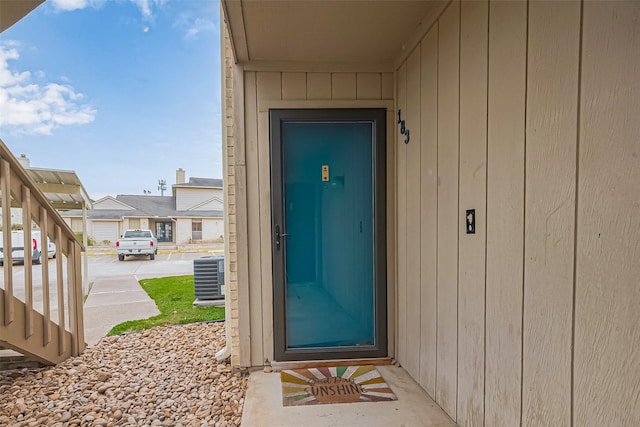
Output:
left=56, top=225, right=66, bottom=356
left=22, top=185, right=34, bottom=338
left=40, top=206, right=51, bottom=345
left=1, top=159, right=13, bottom=325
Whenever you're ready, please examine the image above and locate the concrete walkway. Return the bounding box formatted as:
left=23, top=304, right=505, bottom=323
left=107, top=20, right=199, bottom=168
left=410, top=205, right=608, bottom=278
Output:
left=83, top=275, right=160, bottom=346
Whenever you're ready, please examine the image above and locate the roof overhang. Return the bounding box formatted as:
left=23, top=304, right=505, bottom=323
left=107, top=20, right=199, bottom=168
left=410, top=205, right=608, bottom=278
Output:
left=222, top=0, right=445, bottom=69
left=26, top=167, right=93, bottom=210
left=0, top=0, right=44, bottom=33
left=174, top=184, right=223, bottom=189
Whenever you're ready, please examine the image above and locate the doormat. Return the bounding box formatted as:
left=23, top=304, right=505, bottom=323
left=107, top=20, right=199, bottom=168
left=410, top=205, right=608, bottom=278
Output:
left=281, top=365, right=397, bottom=406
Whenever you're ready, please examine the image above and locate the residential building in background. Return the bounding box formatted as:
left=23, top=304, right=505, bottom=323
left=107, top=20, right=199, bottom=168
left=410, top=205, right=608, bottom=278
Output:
left=61, top=169, right=223, bottom=245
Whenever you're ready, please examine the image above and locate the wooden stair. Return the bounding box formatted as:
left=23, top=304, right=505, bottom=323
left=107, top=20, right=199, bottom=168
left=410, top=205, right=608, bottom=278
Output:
left=0, top=138, right=85, bottom=366
left=1, top=289, right=77, bottom=366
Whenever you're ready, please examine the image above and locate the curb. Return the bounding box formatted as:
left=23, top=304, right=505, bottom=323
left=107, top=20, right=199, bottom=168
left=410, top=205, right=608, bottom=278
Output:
left=85, top=249, right=224, bottom=256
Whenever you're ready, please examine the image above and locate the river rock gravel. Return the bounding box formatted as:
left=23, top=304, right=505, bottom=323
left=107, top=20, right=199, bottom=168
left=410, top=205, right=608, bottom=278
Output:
left=0, top=322, right=247, bottom=426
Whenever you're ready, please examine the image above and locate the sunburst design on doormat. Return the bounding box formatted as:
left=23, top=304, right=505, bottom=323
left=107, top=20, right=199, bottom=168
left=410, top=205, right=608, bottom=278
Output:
left=281, top=365, right=397, bottom=406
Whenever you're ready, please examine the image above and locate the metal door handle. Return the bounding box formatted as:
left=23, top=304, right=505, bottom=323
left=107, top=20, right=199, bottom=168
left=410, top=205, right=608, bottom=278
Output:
left=275, top=225, right=288, bottom=250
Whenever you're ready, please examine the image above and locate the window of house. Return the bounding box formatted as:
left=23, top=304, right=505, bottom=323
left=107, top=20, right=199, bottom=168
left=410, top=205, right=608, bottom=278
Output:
left=192, top=220, right=202, bottom=241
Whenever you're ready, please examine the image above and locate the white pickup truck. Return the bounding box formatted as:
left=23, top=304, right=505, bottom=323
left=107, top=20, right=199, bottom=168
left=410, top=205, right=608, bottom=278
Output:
left=116, top=229, right=158, bottom=261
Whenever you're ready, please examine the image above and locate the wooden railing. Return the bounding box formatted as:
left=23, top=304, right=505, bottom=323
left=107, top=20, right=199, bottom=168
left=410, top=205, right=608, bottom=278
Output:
left=0, top=139, right=85, bottom=365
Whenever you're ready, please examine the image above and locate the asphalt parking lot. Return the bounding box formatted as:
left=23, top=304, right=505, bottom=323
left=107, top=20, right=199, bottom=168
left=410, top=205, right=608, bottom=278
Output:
left=0, top=247, right=224, bottom=314
left=0, top=248, right=223, bottom=289
left=83, top=248, right=226, bottom=344
left=85, top=249, right=223, bottom=284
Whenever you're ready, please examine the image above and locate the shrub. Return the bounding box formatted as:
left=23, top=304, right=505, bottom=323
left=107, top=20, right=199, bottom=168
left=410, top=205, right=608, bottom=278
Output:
left=75, top=232, right=95, bottom=246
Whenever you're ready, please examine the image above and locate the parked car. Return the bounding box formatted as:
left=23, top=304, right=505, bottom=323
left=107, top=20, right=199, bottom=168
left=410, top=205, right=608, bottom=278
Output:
left=33, top=230, right=56, bottom=259
left=0, top=231, right=41, bottom=265
left=116, top=229, right=157, bottom=261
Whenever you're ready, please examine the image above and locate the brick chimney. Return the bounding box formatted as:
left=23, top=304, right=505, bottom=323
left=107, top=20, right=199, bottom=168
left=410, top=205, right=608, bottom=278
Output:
left=176, top=168, right=186, bottom=184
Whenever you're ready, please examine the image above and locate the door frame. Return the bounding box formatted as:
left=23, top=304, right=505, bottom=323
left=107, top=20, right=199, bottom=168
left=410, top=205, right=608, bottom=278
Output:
left=269, top=108, right=387, bottom=361
left=154, top=221, right=173, bottom=243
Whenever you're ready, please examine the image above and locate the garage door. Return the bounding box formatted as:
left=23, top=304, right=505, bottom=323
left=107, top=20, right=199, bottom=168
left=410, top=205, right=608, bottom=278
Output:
left=92, top=222, right=119, bottom=245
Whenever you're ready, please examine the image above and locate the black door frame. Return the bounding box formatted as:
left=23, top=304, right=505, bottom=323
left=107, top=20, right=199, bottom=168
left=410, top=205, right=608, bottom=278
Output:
left=270, top=108, right=387, bottom=361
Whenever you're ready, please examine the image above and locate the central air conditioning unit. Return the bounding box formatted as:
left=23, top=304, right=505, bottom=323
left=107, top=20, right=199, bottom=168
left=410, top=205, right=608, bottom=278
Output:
left=193, top=255, right=225, bottom=300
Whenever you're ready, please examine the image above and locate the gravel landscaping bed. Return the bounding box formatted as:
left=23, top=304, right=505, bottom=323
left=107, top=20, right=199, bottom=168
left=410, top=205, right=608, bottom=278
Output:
left=0, top=322, right=247, bottom=426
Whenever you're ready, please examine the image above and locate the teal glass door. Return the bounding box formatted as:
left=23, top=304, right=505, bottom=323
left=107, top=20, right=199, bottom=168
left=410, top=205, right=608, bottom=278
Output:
left=271, top=109, right=387, bottom=361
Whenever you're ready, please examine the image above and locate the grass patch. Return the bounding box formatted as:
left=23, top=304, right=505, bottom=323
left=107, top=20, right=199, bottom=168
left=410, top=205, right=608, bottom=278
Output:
left=107, top=275, right=225, bottom=336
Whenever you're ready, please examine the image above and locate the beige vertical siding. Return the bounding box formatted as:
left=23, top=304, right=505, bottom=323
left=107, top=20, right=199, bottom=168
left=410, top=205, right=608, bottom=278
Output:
left=396, top=63, right=408, bottom=370
left=523, top=1, right=580, bottom=426
left=239, top=69, right=394, bottom=366
left=405, top=48, right=422, bottom=380
left=419, top=22, right=438, bottom=399
left=331, top=72, right=357, bottom=99
left=575, top=2, right=640, bottom=426
left=436, top=2, right=460, bottom=418
left=394, top=0, right=639, bottom=425
left=385, top=99, right=397, bottom=361
left=306, top=73, right=331, bottom=100
left=485, top=2, right=527, bottom=425
left=356, top=72, right=382, bottom=100
left=244, top=71, right=264, bottom=365
left=255, top=72, right=280, bottom=365
left=281, top=72, right=306, bottom=100
left=458, top=1, right=488, bottom=425
left=224, top=1, right=639, bottom=423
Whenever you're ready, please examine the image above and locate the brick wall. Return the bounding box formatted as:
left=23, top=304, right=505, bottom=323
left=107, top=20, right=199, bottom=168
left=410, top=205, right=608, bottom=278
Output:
left=222, top=22, right=240, bottom=366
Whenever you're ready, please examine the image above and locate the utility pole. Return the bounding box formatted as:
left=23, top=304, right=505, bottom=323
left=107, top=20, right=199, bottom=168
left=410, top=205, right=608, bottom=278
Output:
left=157, top=179, right=166, bottom=196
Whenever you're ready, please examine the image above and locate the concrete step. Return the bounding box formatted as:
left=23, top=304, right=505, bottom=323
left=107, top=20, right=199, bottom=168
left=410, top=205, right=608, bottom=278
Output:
left=0, top=349, right=46, bottom=370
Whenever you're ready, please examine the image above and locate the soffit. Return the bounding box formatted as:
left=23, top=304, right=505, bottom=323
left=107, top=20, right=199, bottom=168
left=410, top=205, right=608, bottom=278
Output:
left=224, top=0, right=435, bottom=65
left=0, top=0, right=44, bottom=33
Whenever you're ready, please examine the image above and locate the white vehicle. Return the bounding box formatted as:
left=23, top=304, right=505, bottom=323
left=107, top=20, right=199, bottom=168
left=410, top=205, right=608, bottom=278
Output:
left=0, top=230, right=41, bottom=265
left=33, top=230, right=57, bottom=259
left=116, top=229, right=158, bottom=261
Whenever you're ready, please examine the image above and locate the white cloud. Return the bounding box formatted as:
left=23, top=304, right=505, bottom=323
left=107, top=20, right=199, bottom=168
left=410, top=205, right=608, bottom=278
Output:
left=50, top=0, right=106, bottom=12
left=131, top=0, right=167, bottom=22
left=50, top=0, right=88, bottom=11
left=51, top=0, right=162, bottom=20
left=0, top=47, right=30, bottom=85
left=0, top=44, right=96, bottom=136
left=174, top=14, right=215, bottom=40
left=131, top=0, right=152, bottom=19
left=186, top=17, right=215, bottom=39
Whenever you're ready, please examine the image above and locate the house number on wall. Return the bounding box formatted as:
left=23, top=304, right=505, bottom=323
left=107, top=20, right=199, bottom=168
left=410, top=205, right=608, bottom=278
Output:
left=397, top=109, right=410, bottom=144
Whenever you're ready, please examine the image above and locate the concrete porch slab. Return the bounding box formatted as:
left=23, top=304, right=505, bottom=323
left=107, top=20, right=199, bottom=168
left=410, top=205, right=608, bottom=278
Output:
left=241, top=365, right=456, bottom=426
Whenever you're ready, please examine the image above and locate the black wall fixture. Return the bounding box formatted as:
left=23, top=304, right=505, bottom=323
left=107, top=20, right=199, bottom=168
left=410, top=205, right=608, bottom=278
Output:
left=466, top=209, right=476, bottom=234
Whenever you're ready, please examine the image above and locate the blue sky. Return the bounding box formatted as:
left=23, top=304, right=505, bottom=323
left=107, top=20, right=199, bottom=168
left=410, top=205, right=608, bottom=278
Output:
left=0, top=0, right=222, bottom=200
